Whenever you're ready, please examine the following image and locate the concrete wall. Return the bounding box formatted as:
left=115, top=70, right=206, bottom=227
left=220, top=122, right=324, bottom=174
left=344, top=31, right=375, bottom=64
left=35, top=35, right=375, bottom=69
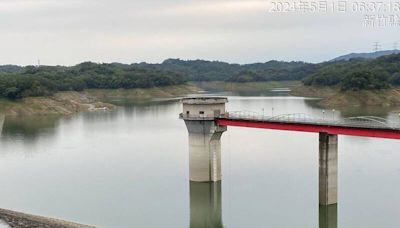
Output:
left=183, top=103, right=226, bottom=118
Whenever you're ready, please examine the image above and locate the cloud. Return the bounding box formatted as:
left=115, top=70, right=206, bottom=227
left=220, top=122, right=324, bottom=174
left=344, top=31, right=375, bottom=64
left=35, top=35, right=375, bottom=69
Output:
left=157, top=0, right=269, bottom=15
left=0, top=0, right=398, bottom=65
left=0, top=0, right=84, bottom=12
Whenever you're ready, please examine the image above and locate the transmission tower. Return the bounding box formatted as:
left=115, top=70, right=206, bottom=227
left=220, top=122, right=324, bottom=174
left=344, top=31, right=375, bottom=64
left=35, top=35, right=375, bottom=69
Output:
left=373, top=42, right=381, bottom=52
left=394, top=42, right=398, bottom=50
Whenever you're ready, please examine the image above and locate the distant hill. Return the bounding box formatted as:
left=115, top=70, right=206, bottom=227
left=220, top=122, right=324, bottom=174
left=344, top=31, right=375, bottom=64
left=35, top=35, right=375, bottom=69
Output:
left=331, top=50, right=400, bottom=61
left=0, top=65, right=23, bottom=73
left=0, top=62, right=186, bottom=99
left=134, top=59, right=313, bottom=82
left=304, top=53, right=400, bottom=91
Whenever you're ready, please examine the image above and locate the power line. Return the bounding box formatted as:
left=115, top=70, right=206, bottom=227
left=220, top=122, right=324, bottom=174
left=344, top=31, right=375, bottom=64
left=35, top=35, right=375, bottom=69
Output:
left=373, top=42, right=381, bottom=52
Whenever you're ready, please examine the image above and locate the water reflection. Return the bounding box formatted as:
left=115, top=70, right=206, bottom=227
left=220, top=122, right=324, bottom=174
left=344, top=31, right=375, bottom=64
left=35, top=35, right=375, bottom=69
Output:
left=190, top=182, right=223, bottom=228
left=319, top=205, right=338, bottom=228
left=106, top=98, right=178, bottom=109
left=0, top=95, right=399, bottom=227
left=1, top=115, right=60, bottom=141
left=121, top=99, right=179, bottom=116
left=0, top=113, right=4, bottom=135
left=304, top=99, right=400, bottom=118
left=190, top=180, right=338, bottom=228
left=80, top=109, right=120, bottom=123
left=0, top=99, right=181, bottom=144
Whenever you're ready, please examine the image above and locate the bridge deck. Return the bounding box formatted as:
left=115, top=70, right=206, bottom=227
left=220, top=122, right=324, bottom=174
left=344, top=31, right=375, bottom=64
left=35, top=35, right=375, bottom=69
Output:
left=217, top=114, right=400, bottom=140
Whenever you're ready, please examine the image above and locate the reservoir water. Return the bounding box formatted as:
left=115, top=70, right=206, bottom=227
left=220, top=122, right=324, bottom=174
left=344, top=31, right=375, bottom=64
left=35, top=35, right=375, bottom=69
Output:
left=0, top=94, right=399, bottom=228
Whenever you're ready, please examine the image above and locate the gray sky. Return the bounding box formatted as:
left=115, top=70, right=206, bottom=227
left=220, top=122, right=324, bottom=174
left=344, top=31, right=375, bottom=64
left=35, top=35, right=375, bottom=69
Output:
left=0, top=0, right=398, bottom=65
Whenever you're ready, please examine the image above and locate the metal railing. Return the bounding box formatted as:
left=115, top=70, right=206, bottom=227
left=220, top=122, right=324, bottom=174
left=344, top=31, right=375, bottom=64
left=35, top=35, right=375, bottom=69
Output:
left=223, top=111, right=400, bottom=130
left=179, top=113, right=224, bottom=120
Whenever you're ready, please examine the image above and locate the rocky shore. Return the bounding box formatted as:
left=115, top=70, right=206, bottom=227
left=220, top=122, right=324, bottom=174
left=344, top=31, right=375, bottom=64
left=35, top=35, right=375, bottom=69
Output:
left=0, top=209, right=94, bottom=228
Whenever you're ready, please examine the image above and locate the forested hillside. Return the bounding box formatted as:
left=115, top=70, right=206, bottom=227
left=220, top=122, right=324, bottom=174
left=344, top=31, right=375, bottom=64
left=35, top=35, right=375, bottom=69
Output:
left=142, top=56, right=400, bottom=91
left=303, top=54, right=400, bottom=90
left=1, top=54, right=400, bottom=99
left=0, top=65, right=23, bottom=73
left=330, top=50, right=400, bottom=61
left=135, top=59, right=313, bottom=82
left=0, top=59, right=314, bottom=99
left=0, top=62, right=185, bottom=99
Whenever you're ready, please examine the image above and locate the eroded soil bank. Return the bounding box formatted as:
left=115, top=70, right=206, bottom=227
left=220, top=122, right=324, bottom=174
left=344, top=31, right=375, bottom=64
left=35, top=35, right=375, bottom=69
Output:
left=0, top=84, right=200, bottom=116
left=1, top=82, right=400, bottom=116
left=0, top=208, right=94, bottom=228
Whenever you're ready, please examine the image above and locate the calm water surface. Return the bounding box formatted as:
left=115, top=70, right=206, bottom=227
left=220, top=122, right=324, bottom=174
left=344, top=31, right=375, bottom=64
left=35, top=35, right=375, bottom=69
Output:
left=0, top=94, right=400, bottom=228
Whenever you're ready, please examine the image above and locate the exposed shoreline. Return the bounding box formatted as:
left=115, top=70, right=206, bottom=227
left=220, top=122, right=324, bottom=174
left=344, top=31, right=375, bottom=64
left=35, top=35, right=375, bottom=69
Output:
left=1, top=82, right=400, bottom=116
left=0, top=208, right=94, bottom=228
left=290, top=85, right=400, bottom=108
left=0, top=84, right=200, bottom=116
left=192, top=81, right=400, bottom=108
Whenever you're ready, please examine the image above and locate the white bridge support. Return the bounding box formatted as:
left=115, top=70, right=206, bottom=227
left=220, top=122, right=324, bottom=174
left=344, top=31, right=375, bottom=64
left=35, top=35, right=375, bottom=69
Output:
left=181, top=97, right=228, bottom=182
left=319, top=133, right=338, bottom=206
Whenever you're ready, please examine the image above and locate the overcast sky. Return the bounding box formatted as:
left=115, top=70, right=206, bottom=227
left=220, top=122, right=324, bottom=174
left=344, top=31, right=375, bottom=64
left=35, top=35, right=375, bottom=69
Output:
left=0, top=0, right=398, bottom=65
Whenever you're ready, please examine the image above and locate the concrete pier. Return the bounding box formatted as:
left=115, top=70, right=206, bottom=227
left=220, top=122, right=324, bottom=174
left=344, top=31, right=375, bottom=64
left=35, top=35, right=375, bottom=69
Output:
left=319, top=133, right=338, bottom=206
left=190, top=182, right=223, bottom=228
left=181, top=97, right=227, bottom=182
left=185, top=121, right=226, bottom=182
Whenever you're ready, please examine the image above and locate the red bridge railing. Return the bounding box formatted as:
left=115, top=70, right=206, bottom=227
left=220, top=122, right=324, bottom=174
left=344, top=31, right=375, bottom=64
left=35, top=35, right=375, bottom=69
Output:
left=222, top=111, right=400, bottom=130
left=216, top=112, right=400, bottom=140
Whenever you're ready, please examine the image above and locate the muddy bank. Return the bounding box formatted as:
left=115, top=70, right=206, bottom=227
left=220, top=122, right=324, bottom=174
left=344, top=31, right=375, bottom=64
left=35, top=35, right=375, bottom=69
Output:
left=0, top=84, right=200, bottom=116
left=290, top=86, right=400, bottom=108
left=190, top=81, right=400, bottom=109
left=3, top=81, right=399, bottom=115
left=0, top=92, right=114, bottom=116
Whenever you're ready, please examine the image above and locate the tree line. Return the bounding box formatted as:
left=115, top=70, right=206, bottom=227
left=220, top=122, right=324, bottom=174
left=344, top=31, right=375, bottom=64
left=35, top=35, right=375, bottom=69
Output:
left=302, top=54, right=400, bottom=90
left=135, top=57, right=400, bottom=91
left=0, top=62, right=185, bottom=99
left=138, top=59, right=313, bottom=82
left=1, top=54, right=400, bottom=99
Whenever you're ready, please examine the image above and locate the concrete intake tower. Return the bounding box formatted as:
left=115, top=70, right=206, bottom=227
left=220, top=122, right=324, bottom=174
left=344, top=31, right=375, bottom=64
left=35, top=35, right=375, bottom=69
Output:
left=180, top=97, right=228, bottom=182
